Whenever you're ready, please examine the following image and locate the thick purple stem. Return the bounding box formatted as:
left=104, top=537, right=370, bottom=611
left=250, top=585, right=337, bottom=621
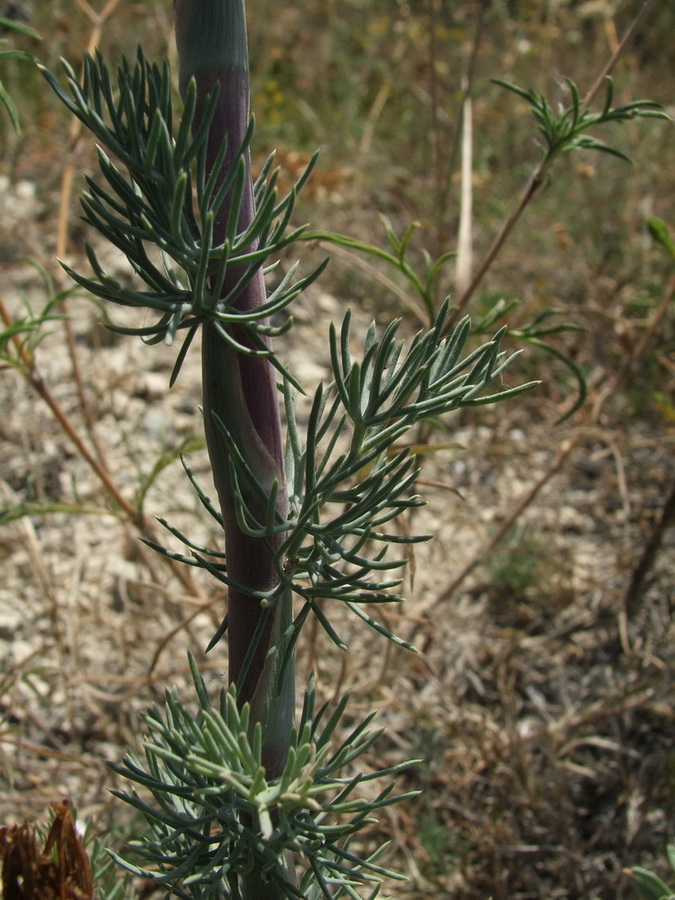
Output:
left=174, top=0, right=292, bottom=775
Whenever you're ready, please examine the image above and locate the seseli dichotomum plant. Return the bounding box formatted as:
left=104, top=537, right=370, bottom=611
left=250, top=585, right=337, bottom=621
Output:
left=39, top=2, right=536, bottom=897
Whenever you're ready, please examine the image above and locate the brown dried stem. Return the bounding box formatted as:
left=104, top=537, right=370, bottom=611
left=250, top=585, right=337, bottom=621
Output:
left=0, top=293, right=207, bottom=612
left=55, top=0, right=122, bottom=468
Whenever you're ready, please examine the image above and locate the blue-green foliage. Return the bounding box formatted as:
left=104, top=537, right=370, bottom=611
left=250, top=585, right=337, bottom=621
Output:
left=109, top=656, right=417, bottom=899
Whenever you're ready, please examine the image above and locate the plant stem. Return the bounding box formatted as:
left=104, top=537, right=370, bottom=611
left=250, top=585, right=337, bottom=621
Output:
left=175, top=0, right=293, bottom=779
left=581, top=0, right=657, bottom=110
left=0, top=295, right=141, bottom=526
left=444, top=163, right=545, bottom=331
left=0, top=294, right=208, bottom=613
left=443, top=0, right=658, bottom=333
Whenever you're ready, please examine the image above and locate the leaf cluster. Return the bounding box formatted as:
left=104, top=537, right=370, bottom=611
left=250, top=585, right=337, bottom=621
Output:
left=147, top=301, right=536, bottom=651
left=300, top=214, right=592, bottom=422
left=38, top=49, right=539, bottom=652
left=494, top=76, right=668, bottom=165
left=280, top=303, right=534, bottom=646
left=110, top=656, right=416, bottom=899
left=39, top=49, right=325, bottom=385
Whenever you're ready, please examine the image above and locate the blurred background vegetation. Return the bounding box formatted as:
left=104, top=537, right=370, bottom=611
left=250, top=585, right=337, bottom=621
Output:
left=1, top=1, right=674, bottom=898
left=2, top=0, right=674, bottom=418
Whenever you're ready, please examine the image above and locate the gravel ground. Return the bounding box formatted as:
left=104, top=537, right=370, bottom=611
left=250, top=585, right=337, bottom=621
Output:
left=1, top=171, right=674, bottom=899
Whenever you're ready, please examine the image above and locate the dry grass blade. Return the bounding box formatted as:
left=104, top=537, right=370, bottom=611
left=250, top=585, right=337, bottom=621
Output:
left=455, top=80, right=473, bottom=298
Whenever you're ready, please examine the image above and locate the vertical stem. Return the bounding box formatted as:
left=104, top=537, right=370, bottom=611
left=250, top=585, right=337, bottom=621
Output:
left=174, top=0, right=294, bottom=783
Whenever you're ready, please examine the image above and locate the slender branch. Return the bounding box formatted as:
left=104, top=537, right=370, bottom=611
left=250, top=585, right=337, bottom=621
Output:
left=582, top=0, right=658, bottom=110
left=433, top=436, right=578, bottom=605
left=443, top=0, right=658, bottom=333
left=0, top=295, right=141, bottom=527
left=0, top=294, right=208, bottom=610
left=445, top=165, right=545, bottom=329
